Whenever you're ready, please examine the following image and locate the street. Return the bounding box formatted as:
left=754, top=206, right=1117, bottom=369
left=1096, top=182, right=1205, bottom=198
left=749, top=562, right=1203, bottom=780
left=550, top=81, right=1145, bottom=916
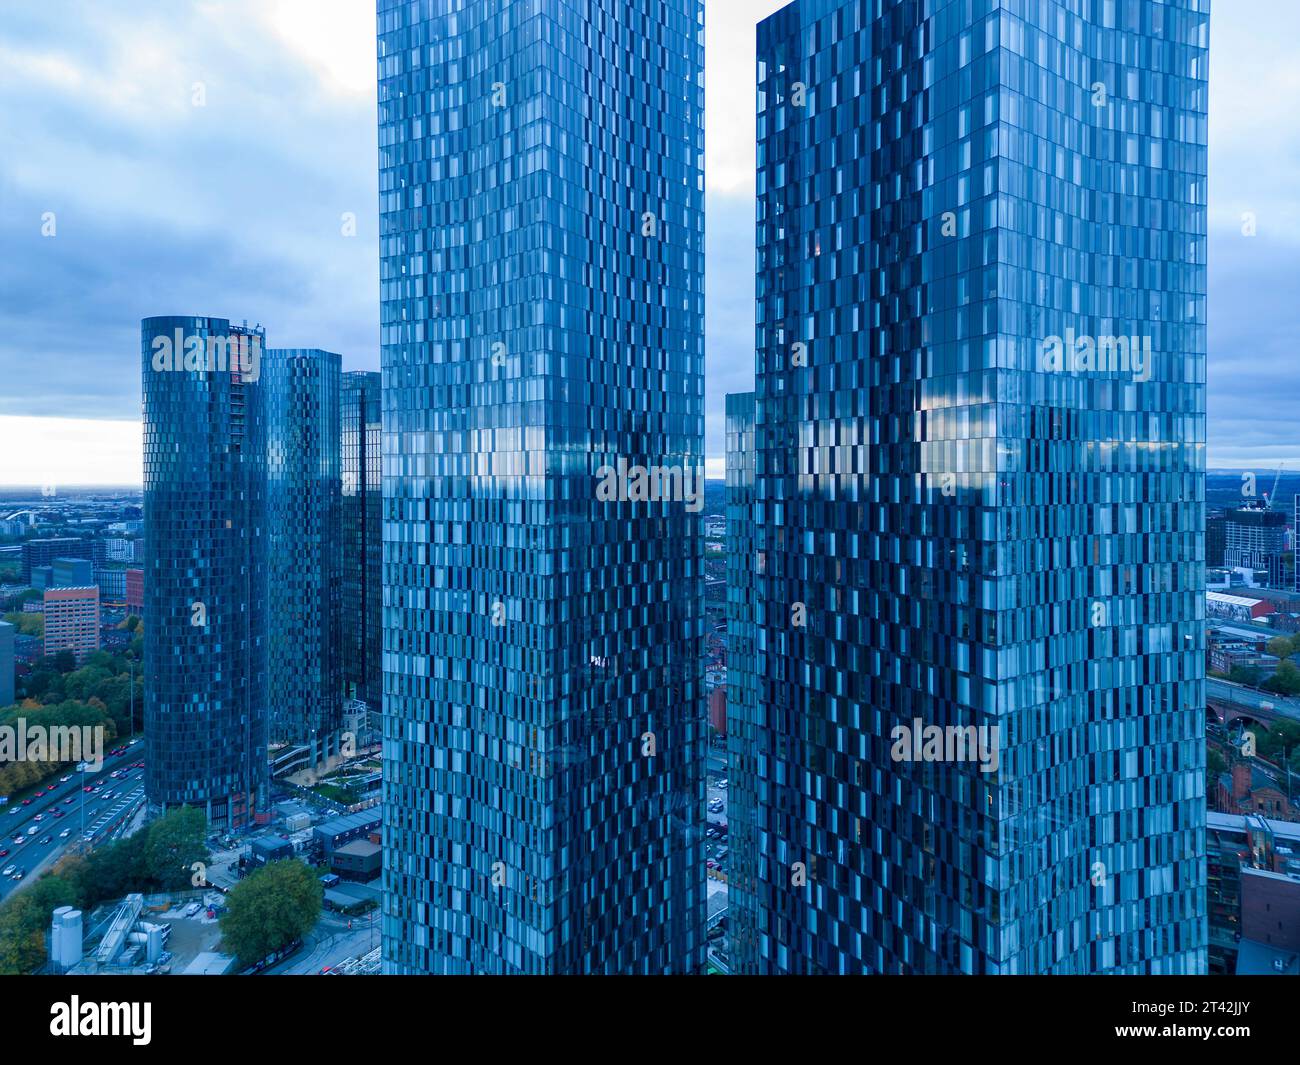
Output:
left=0, top=739, right=145, bottom=902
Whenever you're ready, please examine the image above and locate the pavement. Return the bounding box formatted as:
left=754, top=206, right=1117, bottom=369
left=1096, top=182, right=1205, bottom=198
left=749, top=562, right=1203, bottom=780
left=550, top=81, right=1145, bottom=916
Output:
left=262, top=906, right=381, bottom=975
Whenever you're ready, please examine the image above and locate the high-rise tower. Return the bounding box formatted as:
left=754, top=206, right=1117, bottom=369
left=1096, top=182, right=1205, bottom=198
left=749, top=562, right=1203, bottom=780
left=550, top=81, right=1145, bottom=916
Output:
left=341, top=370, right=382, bottom=713
left=141, top=315, right=269, bottom=830
left=378, top=0, right=707, bottom=973
left=265, top=347, right=343, bottom=768
left=736, top=0, right=1209, bottom=974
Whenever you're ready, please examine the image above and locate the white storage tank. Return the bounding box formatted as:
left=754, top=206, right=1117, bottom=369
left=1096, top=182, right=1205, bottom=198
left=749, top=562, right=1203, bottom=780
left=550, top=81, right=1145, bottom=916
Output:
left=51, top=906, right=83, bottom=969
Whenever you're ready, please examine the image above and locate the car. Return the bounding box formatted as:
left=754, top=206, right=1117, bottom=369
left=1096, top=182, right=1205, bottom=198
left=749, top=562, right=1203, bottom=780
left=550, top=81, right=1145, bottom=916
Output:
left=1, top=865, right=13, bottom=876
left=706, top=859, right=717, bottom=869
left=32, top=814, right=43, bottom=823
left=11, top=869, right=24, bottom=880
left=60, top=775, right=71, bottom=783
left=0, top=849, right=7, bottom=859
left=46, top=785, right=56, bottom=793
left=59, top=829, right=71, bottom=838
left=20, top=799, right=31, bottom=806
left=63, top=797, right=74, bottom=805
left=82, top=786, right=93, bottom=793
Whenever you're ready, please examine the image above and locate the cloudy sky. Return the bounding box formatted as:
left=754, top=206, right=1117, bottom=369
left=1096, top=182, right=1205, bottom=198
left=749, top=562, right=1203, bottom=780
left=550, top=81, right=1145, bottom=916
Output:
left=0, top=0, right=1295, bottom=485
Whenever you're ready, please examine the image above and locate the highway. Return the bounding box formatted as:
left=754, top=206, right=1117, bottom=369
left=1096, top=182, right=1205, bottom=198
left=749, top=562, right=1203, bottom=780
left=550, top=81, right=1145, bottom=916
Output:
left=0, top=739, right=145, bottom=902
left=1206, top=677, right=1300, bottom=722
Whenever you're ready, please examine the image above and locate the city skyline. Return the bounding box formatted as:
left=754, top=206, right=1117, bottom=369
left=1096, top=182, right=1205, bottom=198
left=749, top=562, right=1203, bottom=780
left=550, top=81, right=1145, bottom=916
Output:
left=0, top=0, right=1297, bottom=485
left=0, top=0, right=1298, bottom=1002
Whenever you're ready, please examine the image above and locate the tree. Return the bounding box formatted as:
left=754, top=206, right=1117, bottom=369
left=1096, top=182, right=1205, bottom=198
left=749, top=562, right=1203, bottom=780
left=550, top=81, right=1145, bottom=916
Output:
left=71, top=835, right=148, bottom=908
left=1206, top=746, right=1226, bottom=780
left=1266, top=636, right=1295, bottom=661
left=1264, top=660, right=1300, bottom=697
left=2, top=612, right=43, bottom=638
left=220, top=860, right=322, bottom=966
left=0, top=874, right=77, bottom=975
left=1228, top=665, right=1263, bottom=688
left=142, top=806, right=209, bottom=890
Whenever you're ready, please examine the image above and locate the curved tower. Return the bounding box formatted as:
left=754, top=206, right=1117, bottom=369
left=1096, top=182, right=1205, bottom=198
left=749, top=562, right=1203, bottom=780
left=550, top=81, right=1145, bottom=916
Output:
left=141, top=315, right=269, bottom=830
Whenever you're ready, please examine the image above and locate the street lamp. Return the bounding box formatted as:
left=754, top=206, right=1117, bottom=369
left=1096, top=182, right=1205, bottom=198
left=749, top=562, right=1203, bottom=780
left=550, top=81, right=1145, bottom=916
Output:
left=77, top=761, right=89, bottom=847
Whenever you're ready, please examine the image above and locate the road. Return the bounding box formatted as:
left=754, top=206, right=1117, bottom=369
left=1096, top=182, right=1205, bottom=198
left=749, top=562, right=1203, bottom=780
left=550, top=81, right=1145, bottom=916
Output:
left=263, top=909, right=381, bottom=975
left=1207, top=677, right=1300, bottom=722
left=0, top=739, right=146, bottom=901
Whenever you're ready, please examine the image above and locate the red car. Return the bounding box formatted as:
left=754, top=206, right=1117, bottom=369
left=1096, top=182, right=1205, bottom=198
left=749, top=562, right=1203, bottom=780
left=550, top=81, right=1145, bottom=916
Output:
left=20, top=800, right=31, bottom=806
left=0, top=849, right=8, bottom=858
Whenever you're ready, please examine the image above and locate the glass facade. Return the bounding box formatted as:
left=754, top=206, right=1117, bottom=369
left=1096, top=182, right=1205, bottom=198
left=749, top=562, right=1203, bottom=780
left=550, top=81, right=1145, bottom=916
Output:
left=265, top=348, right=344, bottom=765
left=141, top=315, right=269, bottom=830
left=724, top=391, right=760, bottom=962
left=342, top=371, right=383, bottom=712
left=378, top=0, right=707, bottom=973
left=739, top=0, right=1208, bottom=973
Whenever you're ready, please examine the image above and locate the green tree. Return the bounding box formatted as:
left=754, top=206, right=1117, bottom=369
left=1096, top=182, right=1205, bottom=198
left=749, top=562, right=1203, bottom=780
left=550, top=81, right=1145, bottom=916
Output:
left=1206, top=745, right=1226, bottom=779
left=0, top=874, right=77, bottom=975
left=1264, top=660, right=1300, bottom=697
left=2, top=612, right=43, bottom=638
left=220, top=860, right=322, bottom=966
left=1266, top=636, right=1295, bottom=661
left=71, top=835, right=148, bottom=908
left=142, top=806, right=209, bottom=890
left=1228, top=665, right=1263, bottom=688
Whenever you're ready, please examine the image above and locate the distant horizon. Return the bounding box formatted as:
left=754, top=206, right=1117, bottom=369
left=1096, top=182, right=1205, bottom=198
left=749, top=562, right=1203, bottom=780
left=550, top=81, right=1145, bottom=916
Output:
left=3, top=467, right=1300, bottom=492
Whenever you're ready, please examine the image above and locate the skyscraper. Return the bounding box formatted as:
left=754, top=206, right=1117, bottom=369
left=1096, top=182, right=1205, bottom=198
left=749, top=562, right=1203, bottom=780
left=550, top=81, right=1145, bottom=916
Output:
left=341, top=370, right=382, bottom=713
left=378, top=0, right=707, bottom=973
left=737, top=0, right=1209, bottom=974
left=21, top=538, right=94, bottom=585
left=265, top=347, right=344, bottom=767
left=141, top=316, right=269, bottom=831
left=1224, top=504, right=1286, bottom=587
left=0, top=620, right=15, bottom=709
left=724, top=391, right=759, bottom=963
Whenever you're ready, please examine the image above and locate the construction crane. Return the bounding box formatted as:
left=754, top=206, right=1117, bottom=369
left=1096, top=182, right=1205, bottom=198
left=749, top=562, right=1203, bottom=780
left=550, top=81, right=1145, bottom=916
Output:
left=1265, top=464, right=1284, bottom=510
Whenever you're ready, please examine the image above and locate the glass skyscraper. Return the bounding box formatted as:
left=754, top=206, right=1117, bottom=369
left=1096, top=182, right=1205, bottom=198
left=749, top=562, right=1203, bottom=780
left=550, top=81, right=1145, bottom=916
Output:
left=724, top=391, right=760, bottom=963
left=265, top=347, right=344, bottom=767
left=341, top=370, right=382, bottom=712
left=737, top=0, right=1208, bottom=974
left=141, top=315, right=269, bottom=830
left=378, top=0, right=707, bottom=973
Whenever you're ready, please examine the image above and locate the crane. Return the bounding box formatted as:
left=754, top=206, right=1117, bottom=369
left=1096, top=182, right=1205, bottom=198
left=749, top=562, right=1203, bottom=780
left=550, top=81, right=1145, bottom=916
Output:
left=1266, top=464, right=1284, bottom=510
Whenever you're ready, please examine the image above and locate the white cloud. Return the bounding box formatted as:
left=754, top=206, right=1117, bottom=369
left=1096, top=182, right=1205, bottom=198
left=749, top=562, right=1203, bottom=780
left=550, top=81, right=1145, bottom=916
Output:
left=706, top=0, right=788, bottom=195
left=0, top=417, right=140, bottom=487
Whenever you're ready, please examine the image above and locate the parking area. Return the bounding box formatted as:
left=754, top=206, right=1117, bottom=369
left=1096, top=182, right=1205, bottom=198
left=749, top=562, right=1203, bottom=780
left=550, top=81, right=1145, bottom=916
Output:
left=704, top=773, right=728, bottom=877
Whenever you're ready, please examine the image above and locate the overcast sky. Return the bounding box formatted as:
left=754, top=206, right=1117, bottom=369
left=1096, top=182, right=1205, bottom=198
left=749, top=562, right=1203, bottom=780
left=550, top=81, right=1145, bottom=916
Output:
left=0, top=0, right=1295, bottom=485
